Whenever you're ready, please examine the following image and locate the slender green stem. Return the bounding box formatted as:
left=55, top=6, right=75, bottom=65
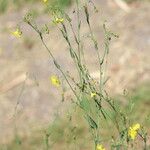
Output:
left=26, top=21, right=80, bottom=102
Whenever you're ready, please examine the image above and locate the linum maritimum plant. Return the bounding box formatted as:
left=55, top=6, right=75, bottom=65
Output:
left=12, top=0, right=148, bottom=149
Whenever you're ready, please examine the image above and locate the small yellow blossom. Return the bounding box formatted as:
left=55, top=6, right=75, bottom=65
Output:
left=50, top=75, right=61, bottom=87
left=132, top=123, right=140, bottom=131
left=43, top=0, right=48, bottom=3
left=91, top=92, right=96, bottom=98
left=128, top=123, right=140, bottom=140
left=53, top=17, right=64, bottom=24
left=11, top=28, right=22, bottom=38
left=96, top=144, right=106, bottom=150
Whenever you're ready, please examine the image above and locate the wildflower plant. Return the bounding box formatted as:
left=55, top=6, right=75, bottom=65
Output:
left=14, top=0, right=149, bottom=149
left=50, top=75, right=61, bottom=87
left=11, top=27, right=22, bottom=38
left=43, top=0, right=48, bottom=3
left=96, top=144, right=106, bottom=150
left=128, top=123, right=140, bottom=140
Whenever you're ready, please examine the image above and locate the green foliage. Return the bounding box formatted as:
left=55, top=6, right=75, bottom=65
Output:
left=50, top=0, right=72, bottom=8
left=2, top=0, right=149, bottom=149
left=1, top=131, right=44, bottom=150
left=1, top=84, right=149, bottom=149
left=0, top=0, right=8, bottom=13
left=127, top=83, right=150, bottom=126
left=22, top=0, right=149, bottom=148
left=0, top=0, right=72, bottom=14
left=124, top=0, right=150, bottom=3
left=124, top=0, right=139, bottom=3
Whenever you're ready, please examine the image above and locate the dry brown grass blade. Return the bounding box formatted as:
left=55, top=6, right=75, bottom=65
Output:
left=0, top=73, right=28, bottom=93
left=113, top=0, right=131, bottom=12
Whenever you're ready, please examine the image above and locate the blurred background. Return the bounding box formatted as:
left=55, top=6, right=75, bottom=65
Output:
left=0, top=0, right=150, bottom=149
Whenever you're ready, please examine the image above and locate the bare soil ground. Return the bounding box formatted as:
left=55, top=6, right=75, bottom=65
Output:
left=0, top=0, right=150, bottom=143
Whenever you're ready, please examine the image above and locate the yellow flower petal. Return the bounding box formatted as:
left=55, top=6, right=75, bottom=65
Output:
left=128, top=123, right=140, bottom=140
left=132, top=123, right=140, bottom=131
left=53, top=17, right=64, bottom=24
left=96, top=144, right=106, bottom=150
left=50, top=75, right=61, bottom=87
left=91, top=92, right=96, bottom=98
left=11, top=28, right=22, bottom=38
left=43, top=0, right=48, bottom=3
left=128, top=127, right=137, bottom=140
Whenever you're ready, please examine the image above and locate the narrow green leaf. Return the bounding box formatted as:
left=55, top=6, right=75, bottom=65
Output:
left=85, top=115, right=98, bottom=129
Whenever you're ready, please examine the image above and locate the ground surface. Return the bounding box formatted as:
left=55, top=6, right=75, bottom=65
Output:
left=0, top=0, right=150, bottom=144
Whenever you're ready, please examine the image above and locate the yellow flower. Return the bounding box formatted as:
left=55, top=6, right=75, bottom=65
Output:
left=43, top=0, right=48, bottom=3
left=53, top=17, right=64, bottom=24
left=128, top=123, right=140, bottom=140
left=132, top=123, right=140, bottom=131
left=11, top=28, right=22, bottom=38
left=96, top=144, right=106, bottom=150
left=50, top=75, right=61, bottom=87
left=91, top=92, right=96, bottom=98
